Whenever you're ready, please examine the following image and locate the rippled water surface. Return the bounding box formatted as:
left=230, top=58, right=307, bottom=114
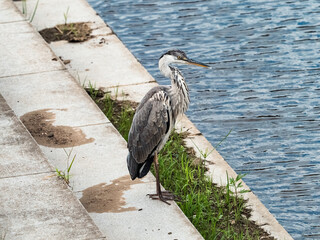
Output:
left=88, top=0, right=320, bottom=238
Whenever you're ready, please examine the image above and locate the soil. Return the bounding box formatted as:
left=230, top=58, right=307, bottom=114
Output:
left=80, top=175, right=143, bottom=213
left=39, top=22, right=92, bottom=43
left=20, top=108, right=94, bottom=148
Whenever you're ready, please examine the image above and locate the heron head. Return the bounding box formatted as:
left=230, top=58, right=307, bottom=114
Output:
left=159, top=49, right=209, bottom=68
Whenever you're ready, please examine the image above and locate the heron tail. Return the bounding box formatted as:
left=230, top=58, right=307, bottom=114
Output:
left=127, top=152, right=154, bottom=180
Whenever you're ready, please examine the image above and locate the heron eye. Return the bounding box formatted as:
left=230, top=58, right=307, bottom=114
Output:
left=177, top=56, right=182, bottom=60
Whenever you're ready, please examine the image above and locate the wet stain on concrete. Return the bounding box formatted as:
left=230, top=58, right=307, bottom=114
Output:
left=20, top=108, right=94, bottom=148
left=80, top=175, right=143, bottom=213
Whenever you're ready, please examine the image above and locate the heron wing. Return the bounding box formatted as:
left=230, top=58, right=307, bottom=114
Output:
left=128, top=87, right=171, bottom=164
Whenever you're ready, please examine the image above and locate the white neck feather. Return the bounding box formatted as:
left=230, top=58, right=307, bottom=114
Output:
left=158, top=54, right=190, bottom=119
left=159, top=55, right=176, bottom=78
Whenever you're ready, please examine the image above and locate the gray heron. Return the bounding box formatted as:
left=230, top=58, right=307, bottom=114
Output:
left=127, top=50, right=209, bottom=204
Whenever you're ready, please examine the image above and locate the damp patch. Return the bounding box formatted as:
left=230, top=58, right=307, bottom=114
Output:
left=20, top=108, right=94, bottom=148
left=80, top=175, right=143, bottom=213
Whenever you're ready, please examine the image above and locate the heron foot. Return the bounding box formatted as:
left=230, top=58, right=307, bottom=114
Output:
left=147, top=191, right=181, bottom=205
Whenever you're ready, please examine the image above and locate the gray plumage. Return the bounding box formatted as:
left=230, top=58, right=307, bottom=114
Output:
left=127, top=50, right=208, bottom=182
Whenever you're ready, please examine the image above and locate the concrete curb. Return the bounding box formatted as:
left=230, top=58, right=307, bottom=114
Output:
left=2, top=0, right=293, bottom=239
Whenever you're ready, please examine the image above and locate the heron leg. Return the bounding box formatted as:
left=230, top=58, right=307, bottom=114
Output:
left=148, top=153, right=176, bottom=205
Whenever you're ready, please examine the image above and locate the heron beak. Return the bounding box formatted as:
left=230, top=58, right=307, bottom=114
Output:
left=185, top=58, right=209, bottom=68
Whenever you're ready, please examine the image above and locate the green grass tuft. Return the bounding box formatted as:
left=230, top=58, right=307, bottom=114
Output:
left=55, top=148, right=76, bottom=186
left=86, top=85, right=135, bottom=141
left=21, top=0, right=39, bottom=23
left=157, top=131, right=261, bottom=239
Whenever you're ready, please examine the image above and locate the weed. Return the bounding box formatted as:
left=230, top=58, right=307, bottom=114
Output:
left=21, top=0, right=39, bottom=23
left=63, top=6, right=70, bottom=25
left=156, top=131, right=263, bottom=239
left=85, top=86, right=135, bottom=141
left=22, top=0, right=27, bottom=16
left=55, top=148, right=76, bottom=186
left=77, top=73, right=88, bottom=87
left=192, top=129, right=232, bottom=161
left=87, top=82, right=99, bottom=101
left=226, top=172, right=251, bottom=223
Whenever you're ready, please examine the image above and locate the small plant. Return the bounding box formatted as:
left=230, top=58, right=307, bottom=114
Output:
left=226, top=172, right=251, bottom=222
left=77, top=72, right=89, bottom=87
left=193, top=143, right=214, bottom=161
left=55, top=148, right=76, bottom=185
left=21, top=0, right=39, bottom=23
left=86, top=86, right=135, bottom=141
left=87, top=81, right=99, bottom=101
left=22, top=0, right=27, bottom=15
left=214, top=128, right=232, bottom=149
left=228, top=173, right=251, bottom=199
left=63, top=6, right=70, bottom=25
left=191, top=129, right=232, bottom=161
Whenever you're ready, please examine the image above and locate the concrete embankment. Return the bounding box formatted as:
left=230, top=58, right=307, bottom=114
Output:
left=0, top=0, right=293, bottom=239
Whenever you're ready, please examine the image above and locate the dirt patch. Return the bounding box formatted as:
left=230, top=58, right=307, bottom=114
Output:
left=80, top=175, right=143, bottom=213
left=39, top=22, right=92, bottom=43
left=20, top=108, right=94, bottom=148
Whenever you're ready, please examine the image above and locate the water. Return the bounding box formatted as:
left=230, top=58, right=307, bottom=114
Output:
left=88, top=0, right=320, bottom=239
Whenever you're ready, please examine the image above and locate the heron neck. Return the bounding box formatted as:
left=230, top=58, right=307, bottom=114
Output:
left=159, top=57, right=173, bottom=78
left=168, top=66, right=190, bottom=120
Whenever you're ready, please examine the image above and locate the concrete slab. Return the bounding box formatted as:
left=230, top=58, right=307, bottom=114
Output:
left=0, top=0, right=24, bottom=23
left=40, top=123, right=128, bottom=192
left=13, top=0, right=110, bottom=32
left=13, top=0, right=155, bottom=89
left=0, top=173, right=105, bottom=240
left=0, top=21, right=63, bottom=78
left=0, top=19, right=33, bottom=33
left=0, top=95, right=105, bottom=240
left=49, top=36, right=156, bottom=89
left=75, top=177, right=202, bottom=240
left=0, top=70, right=109, bottom=127
left=0, top=107, right=51, bottom=178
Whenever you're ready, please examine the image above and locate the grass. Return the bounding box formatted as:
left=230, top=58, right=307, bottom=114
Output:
left=86, top=86, right=274, bottom=240
left=63, top=6, right=70, bottom=25
left=192, top=128, right=232, bottom=161
left=157, top=132, right=264, bottom=239
left=21, top=0, right=39, bottom=23
left=55, top=148, right=76, bottom=186
left=86, top=83, right=136, bottom=141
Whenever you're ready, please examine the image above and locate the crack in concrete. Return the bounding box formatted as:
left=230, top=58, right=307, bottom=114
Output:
left=0, top=171, right=54, bottom=180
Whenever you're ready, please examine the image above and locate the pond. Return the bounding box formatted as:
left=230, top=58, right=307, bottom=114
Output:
left=88, top=0, right=320, bottom=239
